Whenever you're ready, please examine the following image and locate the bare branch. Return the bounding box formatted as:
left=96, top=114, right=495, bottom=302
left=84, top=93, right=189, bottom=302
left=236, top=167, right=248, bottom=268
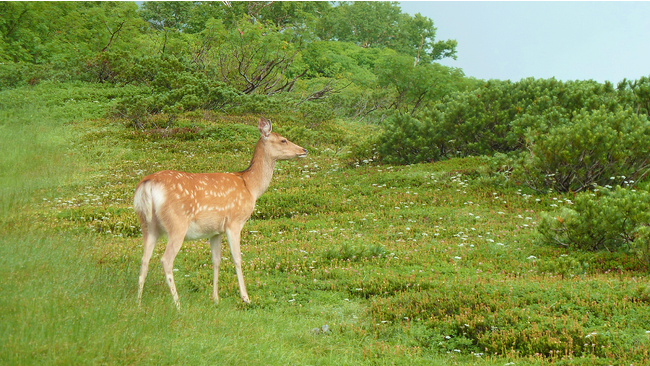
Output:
left=102, top=21, right=126, bottom=52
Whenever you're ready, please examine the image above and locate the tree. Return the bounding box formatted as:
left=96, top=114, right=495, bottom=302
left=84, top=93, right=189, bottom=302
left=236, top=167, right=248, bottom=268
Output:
left=198, top=17, right=304, bottom=95
left=376, top=51, right=465, bottom=114
left=0, top=2, right=142, bottom=64
left=139, top=2, right=195, bottom=55
left=317, top=1, right=456, bottom=63
left=0, top=2, right=43, bottom=62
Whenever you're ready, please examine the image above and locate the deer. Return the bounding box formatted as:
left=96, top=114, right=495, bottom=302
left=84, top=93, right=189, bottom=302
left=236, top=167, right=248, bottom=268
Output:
left=133, top=117, right=307, bottom=309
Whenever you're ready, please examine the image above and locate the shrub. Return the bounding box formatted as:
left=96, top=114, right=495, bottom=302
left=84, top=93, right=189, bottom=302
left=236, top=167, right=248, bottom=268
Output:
left=616, top=75, right=650, bottom=118
left=537, top=255, right=588, bottom=279
left=427, top=78, right=619, bottom=157
left=374, top=78, right=628, bottom=164
left=536, top=186, right=650, bottom=260
left=515, top=108, right=650, bottom=193
left=427, top=79, right=522, bottom=156
left=345, top=131, right=380, bottom=166
left=375, top=113, right=441, bottom=165
left=0, top=63, right=59, bottom=89
left=112, top=66, right=254, bottom=128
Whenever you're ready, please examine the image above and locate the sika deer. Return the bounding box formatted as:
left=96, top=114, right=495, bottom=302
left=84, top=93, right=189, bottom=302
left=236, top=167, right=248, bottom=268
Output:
left=133, top=117, right=307, bottom=309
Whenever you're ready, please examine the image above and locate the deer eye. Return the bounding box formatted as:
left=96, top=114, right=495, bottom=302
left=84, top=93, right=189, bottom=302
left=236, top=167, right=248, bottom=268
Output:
left=281, top=139, right=287, bottom=144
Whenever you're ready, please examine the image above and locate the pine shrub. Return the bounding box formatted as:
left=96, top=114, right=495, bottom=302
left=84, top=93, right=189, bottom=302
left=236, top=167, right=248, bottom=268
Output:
left=536, top=186, right=650, bottom=264
left=375, top=113, right=441, bottom=164
left=515, top=108, right=650, bottom=193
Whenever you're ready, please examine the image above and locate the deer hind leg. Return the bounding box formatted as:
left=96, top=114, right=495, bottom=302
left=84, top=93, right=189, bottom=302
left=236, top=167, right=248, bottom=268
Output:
left=160, top=230, right=186, bottom=310
left=226, top=226, right=249, bottom=304
left=138, top=222, right=159, bottom=307
left=209, top=234, right=223, bottom=304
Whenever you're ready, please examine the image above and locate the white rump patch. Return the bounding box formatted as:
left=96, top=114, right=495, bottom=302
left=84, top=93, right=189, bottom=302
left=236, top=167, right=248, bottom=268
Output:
left=151, top=184, right=167, bottom=212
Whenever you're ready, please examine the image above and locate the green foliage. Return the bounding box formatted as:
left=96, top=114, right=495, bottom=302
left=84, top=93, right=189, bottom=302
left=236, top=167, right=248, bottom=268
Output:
left=295, top=41, right=382, bottom=80
left=0, top=62, right=54, bottom=89
left=296, top=101, right=336, bottom=128
left=110, top=53, right=312, bottom=127
left=317, top=1, right=457, bottom=63
left=431, top=78, right=619, bottom=157
left=375, top=52, right=465, bottom=114
left=112, top=58, right=241, bottom=127
left=537, top=255, right=588, bottom=279
left=537, top=186, right=650, bottom=257
left=0, top=1, right=473, bottom=126
left=140, top=1, right=195, bottom=32
left=617, top=76, right=650, bottom=117
left=375, top=76, right=650, bottom=178
left=515, top=108, right=650, bottom=193
left=0, top=2, right=143, bottom=84
left=345, top=130, right=381, bottom=167
left=198, top=17, right=303, bottom=94
left=376, top=113, right=441, bottom=165
left=322, top=242, right=386, bottom=262
left=369, top=279, right=649, bottom=359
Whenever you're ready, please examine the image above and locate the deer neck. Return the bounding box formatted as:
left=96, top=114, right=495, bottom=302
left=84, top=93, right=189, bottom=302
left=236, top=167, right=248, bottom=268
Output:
left=241, top=139, right=276, bottom=201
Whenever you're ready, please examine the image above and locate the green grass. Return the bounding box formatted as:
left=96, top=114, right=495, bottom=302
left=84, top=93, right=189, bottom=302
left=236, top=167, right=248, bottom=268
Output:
left=1, top=82, right=649, bottom=365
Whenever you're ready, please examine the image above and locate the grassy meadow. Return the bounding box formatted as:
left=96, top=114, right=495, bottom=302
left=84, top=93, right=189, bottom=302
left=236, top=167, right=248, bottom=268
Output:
left=2, top=81, right=650, bottom=365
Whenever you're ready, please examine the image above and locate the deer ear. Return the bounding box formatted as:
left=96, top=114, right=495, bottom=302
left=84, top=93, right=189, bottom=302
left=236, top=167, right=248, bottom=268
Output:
left=258, top=117, right=272, bottom=138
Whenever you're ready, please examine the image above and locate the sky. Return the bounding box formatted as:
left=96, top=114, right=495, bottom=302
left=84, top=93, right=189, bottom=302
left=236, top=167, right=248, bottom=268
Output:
left=399, top=1, right=650, bottom=84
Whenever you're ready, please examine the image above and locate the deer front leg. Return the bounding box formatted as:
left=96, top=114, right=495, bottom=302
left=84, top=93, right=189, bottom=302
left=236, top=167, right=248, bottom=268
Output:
left=226, top=226, right=250, bottom=304
left=209, top=234, right=223, bottom=304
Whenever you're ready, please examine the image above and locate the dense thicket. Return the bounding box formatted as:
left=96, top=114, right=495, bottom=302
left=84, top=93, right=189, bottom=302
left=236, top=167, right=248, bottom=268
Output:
left=0, top=1, right=467, bottom=126
left=377, top=77, right=650, bottom=195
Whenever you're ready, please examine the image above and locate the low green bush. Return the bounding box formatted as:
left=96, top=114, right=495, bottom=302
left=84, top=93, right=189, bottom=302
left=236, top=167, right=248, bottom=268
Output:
left=374, top=78, right=638, bottom=166
left=112, top=75, right=285, bottom=128
left=536, top=186, right=650, bottom=265
left=375, top=113, right=441, bottom=165
left=0, top=63, right=46, bottom=89
left=515, top=108, right=650, bottom=193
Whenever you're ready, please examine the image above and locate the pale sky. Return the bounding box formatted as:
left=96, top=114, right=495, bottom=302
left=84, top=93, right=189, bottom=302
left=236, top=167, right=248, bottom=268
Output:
left=399, top=1, right=650, bottom=83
